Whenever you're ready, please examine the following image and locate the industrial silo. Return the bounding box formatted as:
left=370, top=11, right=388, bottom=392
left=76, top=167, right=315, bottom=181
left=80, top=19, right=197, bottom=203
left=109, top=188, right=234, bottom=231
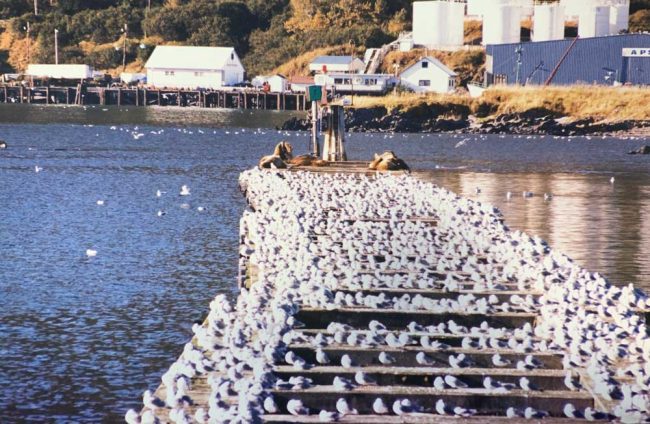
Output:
left=412, top=1, right=464, bottom=49
left=447, top=1, right=466, bottom=47
left=560, top=0, right=583, bottom=20
left=519, top=0, right=534, bottom=18
left=533, top=3, right=565, bottom=42
left=610, top=1, right=630, bottom=34
left=579, top=5, right=612, bottom=38
left=483, top=3, right=522, bottom=45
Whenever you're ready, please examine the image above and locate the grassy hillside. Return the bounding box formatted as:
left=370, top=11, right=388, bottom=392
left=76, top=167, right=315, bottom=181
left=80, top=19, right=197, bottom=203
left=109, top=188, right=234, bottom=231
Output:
left=350, top=86, right=650, bottom=122
left=0, top=0, right=648, bottom=79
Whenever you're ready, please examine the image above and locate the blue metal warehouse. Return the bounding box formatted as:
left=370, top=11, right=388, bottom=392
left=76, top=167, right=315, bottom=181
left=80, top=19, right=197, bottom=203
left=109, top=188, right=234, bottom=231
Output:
left=485, top=34, right=650, bottom=86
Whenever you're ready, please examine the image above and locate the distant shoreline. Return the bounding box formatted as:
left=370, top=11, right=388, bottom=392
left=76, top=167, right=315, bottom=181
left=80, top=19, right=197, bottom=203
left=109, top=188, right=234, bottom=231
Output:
left=280, top=86, right=650, bottom=137
left=280, top=107, right=650, bottom=137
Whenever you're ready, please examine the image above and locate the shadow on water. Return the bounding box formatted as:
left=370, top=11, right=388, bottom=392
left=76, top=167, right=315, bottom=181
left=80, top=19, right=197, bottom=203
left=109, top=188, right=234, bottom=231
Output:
left=0, top=106, right=649, bottom=422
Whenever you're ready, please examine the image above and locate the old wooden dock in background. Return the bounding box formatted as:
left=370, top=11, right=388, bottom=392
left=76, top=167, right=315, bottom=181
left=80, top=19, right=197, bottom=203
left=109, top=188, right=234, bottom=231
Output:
left=0, top=85, right=307, bottom=110
left=131, top=165, right=650, bottom=423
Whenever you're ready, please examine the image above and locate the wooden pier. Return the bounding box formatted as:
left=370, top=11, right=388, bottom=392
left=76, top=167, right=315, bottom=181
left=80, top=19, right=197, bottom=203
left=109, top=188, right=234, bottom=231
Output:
left=0, top=85, right=307, bottom=110
left=133, top=166, right=650, bottom=423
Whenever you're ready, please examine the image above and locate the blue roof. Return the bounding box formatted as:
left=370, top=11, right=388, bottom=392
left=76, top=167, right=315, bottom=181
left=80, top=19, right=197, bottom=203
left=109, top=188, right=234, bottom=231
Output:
left=311, top=56, right=356, bottom=65
left=486, top=34, right=650, bottom=85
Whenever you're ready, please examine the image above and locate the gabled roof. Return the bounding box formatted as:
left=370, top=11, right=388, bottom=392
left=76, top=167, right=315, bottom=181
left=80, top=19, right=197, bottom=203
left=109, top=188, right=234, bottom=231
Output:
left=311, top=56, right=357, bottom=65
left=289, top=76, right=315, bottom=84
left=401, top=56, right=457, bottom=77
left=145, top=46, right=238, bottom=70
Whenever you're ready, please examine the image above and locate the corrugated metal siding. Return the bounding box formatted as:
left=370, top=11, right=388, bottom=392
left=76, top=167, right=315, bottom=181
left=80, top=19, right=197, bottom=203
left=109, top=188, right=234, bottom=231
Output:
left=486, top=34, right=650, bottom=85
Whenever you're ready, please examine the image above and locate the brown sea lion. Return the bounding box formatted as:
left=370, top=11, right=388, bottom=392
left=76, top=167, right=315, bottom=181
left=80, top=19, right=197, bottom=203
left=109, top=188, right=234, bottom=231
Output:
left=265, top=141, right=328, bottom=167
left=368, top=151, right=410, bottom=171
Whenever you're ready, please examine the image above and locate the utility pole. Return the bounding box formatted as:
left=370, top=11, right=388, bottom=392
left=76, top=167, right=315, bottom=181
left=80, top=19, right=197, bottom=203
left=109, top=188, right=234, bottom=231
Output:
left=515, top=45, right=523, bottom=85
left=33, top=0, right=38, bottom=15
left=54, top=29, right=59, bottom=65
left=122, top=23, right=128, bottom=72
left=25, top=23, right=31, bottom=64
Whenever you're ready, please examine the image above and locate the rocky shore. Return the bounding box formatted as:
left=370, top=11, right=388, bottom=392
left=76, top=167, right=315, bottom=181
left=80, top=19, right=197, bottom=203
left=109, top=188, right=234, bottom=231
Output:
left=279, top=106, right=650, bottom=137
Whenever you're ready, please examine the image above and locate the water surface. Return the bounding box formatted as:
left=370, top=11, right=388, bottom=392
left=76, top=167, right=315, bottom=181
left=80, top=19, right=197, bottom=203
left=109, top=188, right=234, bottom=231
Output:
left=0, top=105, right=648, bottom=422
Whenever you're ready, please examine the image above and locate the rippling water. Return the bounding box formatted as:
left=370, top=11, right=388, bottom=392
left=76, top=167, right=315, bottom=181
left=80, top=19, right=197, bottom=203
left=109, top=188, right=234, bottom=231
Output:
left=0, top=105, right=649, bottom=422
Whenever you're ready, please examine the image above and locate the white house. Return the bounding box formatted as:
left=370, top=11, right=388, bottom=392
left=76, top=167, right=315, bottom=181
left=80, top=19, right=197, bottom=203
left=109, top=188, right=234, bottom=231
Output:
left=309, top=56, right=365, bottom=74
left=399, top=57, right=457, bottom=93
left=145, top=46, right=245, bottom=89
left=252, top=74, right=288, bottom=92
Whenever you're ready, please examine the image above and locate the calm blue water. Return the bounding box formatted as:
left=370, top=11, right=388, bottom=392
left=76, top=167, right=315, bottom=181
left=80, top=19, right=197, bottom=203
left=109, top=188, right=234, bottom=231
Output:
left=0, top=104, right=649, bottom=422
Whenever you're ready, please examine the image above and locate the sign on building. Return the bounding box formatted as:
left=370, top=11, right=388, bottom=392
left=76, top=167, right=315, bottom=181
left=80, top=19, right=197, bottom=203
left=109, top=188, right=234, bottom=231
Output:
left=622, top=48, right=650, bottom=57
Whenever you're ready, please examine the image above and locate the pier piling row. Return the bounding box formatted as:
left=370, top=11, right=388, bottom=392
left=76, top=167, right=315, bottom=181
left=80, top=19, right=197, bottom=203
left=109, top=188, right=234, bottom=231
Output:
left=139, top=167, right=650, bottom=423
left=0, top=85, right=307, bottom=111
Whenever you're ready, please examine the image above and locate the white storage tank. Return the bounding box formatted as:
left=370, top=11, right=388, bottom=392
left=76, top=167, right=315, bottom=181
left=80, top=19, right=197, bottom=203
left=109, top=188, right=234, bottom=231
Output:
left=483, top=4, right=522, bottom=45
left=447, top=1, right=466, bottom=47
left=520, top=0, right=534, bottom=18
left=533, top=3, right=565, bottom=42
left=610, top=3, right=629, bottom=34
left=412, top=1, right=464, bottom=49
left=579, top=5, right=611, bottom=38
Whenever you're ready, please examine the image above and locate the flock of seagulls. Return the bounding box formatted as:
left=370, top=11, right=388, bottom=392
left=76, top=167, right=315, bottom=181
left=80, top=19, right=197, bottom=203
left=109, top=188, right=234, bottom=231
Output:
left=124, top=168, right=650, bottom=423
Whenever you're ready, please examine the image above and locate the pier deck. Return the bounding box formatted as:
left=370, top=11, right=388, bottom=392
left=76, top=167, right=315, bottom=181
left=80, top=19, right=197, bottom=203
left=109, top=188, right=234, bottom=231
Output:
left=137, top=166, right=649, bottom=423
left=0, top=85, right=307, bottom=110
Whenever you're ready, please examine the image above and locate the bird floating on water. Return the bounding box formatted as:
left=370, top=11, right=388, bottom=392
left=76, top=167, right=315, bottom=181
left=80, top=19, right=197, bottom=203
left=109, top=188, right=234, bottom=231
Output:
left=180, top=185, right=191, bottom=196
left=86, top=249, right=97, bottom=257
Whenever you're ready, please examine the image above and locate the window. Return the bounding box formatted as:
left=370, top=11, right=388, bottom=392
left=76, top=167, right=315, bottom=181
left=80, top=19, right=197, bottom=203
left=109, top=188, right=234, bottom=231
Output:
left=343, top=78, right=352, bottom=85
left=194, top=72, right=204, bottom=77
left=231, top=53, right=234, bottom=60
left=418, top=80, right=431, bottom=87
left=165, top=71, right=175, bottom=76
left=334, top=78, right=343, bottom=84
left=422, top=61, right=429, bottom=68
left=449, top=79, right=455, bottom=88
left=364, top=78, right=377, bottom=85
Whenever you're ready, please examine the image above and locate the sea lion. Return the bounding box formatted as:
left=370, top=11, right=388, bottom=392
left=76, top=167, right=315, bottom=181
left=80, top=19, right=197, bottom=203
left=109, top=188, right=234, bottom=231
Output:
left=368, top=151, right=410, bottom=171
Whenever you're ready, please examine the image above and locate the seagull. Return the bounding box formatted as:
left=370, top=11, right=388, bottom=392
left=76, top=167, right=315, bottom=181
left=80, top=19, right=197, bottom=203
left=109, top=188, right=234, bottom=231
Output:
left=197, top=206, right=206, bottom=212
left=316, top=348, right=330, bottom=364
left=96, top=200, right=105, bottom=206
left=444, top=375, right=468, bottom=389
left=564, top=372, right=582, bottom=391
left=142, top=389, right=165, bottom=410
left=333, top=376, right=354, bottom=391
left=180, top=185, right=191, bottom=196
left=378, top=351, right=395, bottom=365
left=86, top=249, right=97, bottom=257
left=519, top=376, right=540, bottom=391
left=372, top=398, right=389, bottom=414
left=263, top=396, right=278, bottom=413
left=524, top=407, right=549, bottom=419
left=156, top=190, right=165, bottom=197
left=506, top=191, right=512, bottom=200
left=491, top=353, right=511, bottom=367
left=157, top=210, right=166, bottom=217
left=34, top=165, right=43, bottom=173
left=416, top=351, right=435, bottom=366
left=610, top=177, right=615, bottom=184
left=354, top=370, right=377, bottom=385
left=287, top=399, right=309, bottom=416
left=340, top=354, right=354, bottom=368
left=125, top=409, right=140, bottom=424
left=544, top=193, right=553, bottom=201
left=563, top=403, right=583, bottom=419
left=336, top=397, right=358, bottom=415
left=318, top=410, right=341, bottom=422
